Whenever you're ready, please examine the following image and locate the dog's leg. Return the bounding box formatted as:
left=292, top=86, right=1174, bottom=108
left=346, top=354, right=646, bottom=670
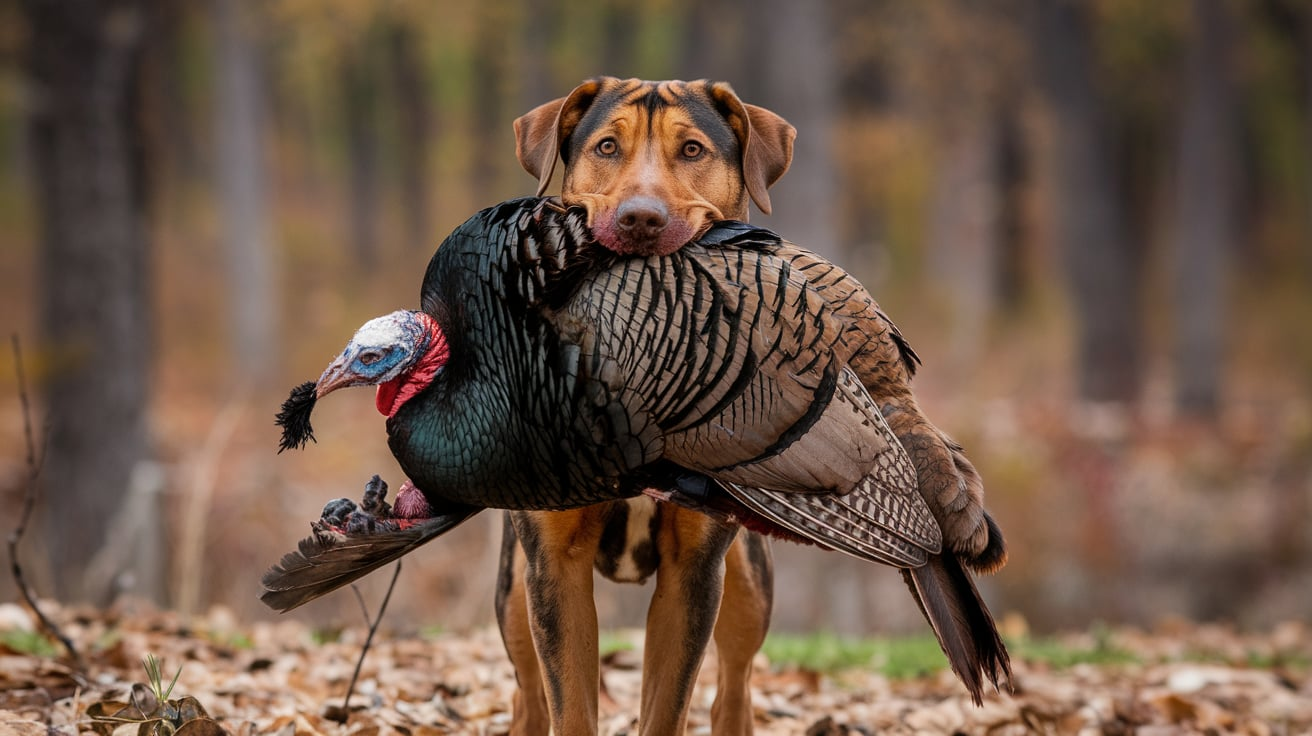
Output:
left=639, top=506, right=738, bottom=735
left=495, top=514, right=551, bottom=735
left=710, top=531, right=772, bottom=735
left=511, top=508, right=606, bottom=736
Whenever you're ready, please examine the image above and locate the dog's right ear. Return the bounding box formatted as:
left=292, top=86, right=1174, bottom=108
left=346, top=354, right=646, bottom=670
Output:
left=707, top=82, right=796, bottom=215
left=514, top=80, right=605, bottom=196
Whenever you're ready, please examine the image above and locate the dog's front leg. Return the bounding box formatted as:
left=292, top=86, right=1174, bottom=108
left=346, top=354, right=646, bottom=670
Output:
left=710, top=531, right=772, bottom=735
left=511, top=508, right=606, bottom=736
left=639, top=507, right=738, bottom=735
left=496, top=513, right=551, bottom=735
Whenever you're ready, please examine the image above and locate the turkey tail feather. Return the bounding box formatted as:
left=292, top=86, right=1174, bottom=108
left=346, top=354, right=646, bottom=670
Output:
left=903, top=555, right=1012, bottom=705
left=260, top=508, right=481, bottom=612
left=967, top=512, right=1008, bottom=575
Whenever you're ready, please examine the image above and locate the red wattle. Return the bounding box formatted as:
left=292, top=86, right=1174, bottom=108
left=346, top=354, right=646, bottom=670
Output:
left=376, top=378, right=403, bottom=416
left=374, top=313, right=450, bottom=418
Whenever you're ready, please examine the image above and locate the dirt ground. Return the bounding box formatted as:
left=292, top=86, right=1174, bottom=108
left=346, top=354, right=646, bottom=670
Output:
left=1, top=602, right=1310, bottom=735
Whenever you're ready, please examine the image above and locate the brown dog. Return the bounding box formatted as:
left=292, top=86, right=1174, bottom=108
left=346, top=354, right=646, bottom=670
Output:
left=496, top=78, right=795, bottom=735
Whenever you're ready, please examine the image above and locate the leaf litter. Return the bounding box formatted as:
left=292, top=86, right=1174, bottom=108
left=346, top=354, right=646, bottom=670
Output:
left=0, top=601, right=1309, bottom=735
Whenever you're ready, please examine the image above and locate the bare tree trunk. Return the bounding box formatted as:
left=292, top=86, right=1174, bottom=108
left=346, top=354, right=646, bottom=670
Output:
left=676, top=0, right=744, bottom=82
left=600, top=0, right=640, bottom=76
left=1171, top=0, right=1238, bottom=419
left=911, top=1, right=1028, bottom=358
left=1306, top=12, right=1312, bottom=279
left=471, top=2, right=509, bottom=205
left=23, top=0, right=157, bottom=604
left=515, top=0, right=556, bottom=112
left=388, top=24, right=433, bottom=252
left=214, top=0, right=275, bottom=380
left=1032, top=0, right=1142, bottom=404
left=340, top=38, right=381, bottom=270
left=143, top=0, right=200, bottom=185
left=742, top=0, right=842, bottom=260
left=926, top=110, right=1004, bottom=361
left=995, top=108, right=1031, bottom=315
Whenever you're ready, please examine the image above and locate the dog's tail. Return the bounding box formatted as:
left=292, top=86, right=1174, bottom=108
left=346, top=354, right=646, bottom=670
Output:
left=902, top=548, right=1012, bottom=705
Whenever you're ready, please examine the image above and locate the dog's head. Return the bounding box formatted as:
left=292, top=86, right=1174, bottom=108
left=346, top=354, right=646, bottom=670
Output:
left=514, top=77, right=795, bottom=256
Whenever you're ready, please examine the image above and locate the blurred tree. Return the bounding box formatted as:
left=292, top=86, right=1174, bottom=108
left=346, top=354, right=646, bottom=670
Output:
left=471, top=0, right=513, bottom=205
left=741, top=0, right=841, bottom=260
left=995, top=108, right=1032, bottom=315
left=675, top=0, right=745, bottom=82
left=830, top=0, right=892, bottom=271
left=1247, top=0, right=1312, bottom=277
left=1170, top=0, right=1238, bottom=419
left=1032, top=0, right=1143, bottom=404
left=143, top=0, right=202, bottom=184
left=388, top=23, right=435, bottom=252
left=918, top=1, right=1025, bottom=359
left=600, top=0, right=640, bottom=75
left=925, top=109, right=1005, bottom=358
left=214, top=0, right=275, bottom=380
left=1306, top=7, right=1312, bottom=276
left=514, top=0, right=560, bottom=117
left=340, top=27, right=382, bottom=269
left=22, top=0, right=159, bottom=603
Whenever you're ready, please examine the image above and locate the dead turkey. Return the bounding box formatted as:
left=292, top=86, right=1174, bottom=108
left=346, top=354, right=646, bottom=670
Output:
left=265, top=196, right=1010, bottom=700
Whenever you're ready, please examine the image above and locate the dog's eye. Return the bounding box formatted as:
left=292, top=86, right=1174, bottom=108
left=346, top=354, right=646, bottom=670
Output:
left=596, top=138, right=618, bottom=156
left=681, top=141, right=704, bottom=159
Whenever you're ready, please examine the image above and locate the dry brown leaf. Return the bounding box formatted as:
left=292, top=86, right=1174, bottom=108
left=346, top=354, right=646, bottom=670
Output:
left=0, top=711, right=47, bottom=736
left=0, top=606, right=1309, bottom=736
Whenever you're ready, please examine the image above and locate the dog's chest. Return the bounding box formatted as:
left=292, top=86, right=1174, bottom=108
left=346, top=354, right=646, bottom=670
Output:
left=594, top=497, right=661, bottom=583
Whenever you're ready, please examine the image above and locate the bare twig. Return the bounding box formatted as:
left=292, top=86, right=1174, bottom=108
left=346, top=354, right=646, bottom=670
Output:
left=175, top=386, right=248, bottom=615
left=342, top=561, right=402, bottom=713
left=7, top=334, right=84, bottom=669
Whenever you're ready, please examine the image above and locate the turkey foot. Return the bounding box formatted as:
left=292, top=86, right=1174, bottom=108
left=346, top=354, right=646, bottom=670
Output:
left=316, top=475, right=434, bottom=536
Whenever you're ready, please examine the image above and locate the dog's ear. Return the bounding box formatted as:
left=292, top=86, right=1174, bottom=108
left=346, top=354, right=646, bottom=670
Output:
left=708, top=83, right=796, bottom=215
left=742, top=103, right=795, bottom=214
left=514, top=80, right=605, bottom=196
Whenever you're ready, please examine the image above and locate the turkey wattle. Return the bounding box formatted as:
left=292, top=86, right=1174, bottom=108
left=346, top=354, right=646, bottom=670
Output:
left=264, top=196, right=1010, bottom=700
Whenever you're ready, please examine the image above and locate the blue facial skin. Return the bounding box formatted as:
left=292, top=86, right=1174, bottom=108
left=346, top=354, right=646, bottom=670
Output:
left=318, top=311, right=429, bottom=393
left=348, top=343, right=408, bottom=382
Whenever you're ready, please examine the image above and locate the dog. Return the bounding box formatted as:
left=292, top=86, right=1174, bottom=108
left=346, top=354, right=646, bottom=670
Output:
left=496, top=77, right=796, bottom=735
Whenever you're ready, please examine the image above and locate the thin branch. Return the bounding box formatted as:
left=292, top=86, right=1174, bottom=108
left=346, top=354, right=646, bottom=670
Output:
left=342, top=560, right=402, bottom=713
left=175, top=386, right=248, bottom=616
left=7, top=334, right=84, bottom=670
left=350, top=579, right=371, bottom=624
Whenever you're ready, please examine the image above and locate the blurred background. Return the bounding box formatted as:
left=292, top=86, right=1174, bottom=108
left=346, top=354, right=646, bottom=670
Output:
left=0, top=0, right=1309, bottom=637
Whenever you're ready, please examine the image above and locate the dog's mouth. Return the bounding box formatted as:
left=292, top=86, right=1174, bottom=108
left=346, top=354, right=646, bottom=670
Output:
left=574, top=197, right=721, bottom=257
left=595, top=217, right=697, bottom=257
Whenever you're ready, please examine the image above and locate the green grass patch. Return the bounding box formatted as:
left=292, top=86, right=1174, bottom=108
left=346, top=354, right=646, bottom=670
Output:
left=764, top=627, right=1146, bottom=679
left=763, top=632, right=947, bottom=678
left=599, top=631, right=636, bottom=657
left=310, top=627, right=344, bottom=645
left=211, top=631, right=254, bottom=650
left=0, top=629, right=62, bottom=658
left=1016, top=623, right=1140, bottom=669
left=1176, top=646, right=1312, bottom=671
left=1242, top=650, right=1312, bottom=670
left=1010, top=635, right=1140, bottom=670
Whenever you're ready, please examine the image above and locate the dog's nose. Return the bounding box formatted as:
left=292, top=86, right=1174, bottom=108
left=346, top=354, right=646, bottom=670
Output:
left=616, top=197, right=669, bottom=240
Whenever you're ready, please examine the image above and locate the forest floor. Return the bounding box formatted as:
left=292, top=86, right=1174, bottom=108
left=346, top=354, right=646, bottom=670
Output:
left=1, top=602, right=1310, bottom=735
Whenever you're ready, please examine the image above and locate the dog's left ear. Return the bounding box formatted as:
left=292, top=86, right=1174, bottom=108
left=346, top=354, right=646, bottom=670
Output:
left=514, top=79, right=605, bottom=196
left=708, top=83, right=796, bottom=215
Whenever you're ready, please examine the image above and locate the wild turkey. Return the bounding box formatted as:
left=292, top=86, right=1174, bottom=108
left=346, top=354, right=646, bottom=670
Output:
left=265, top=196, right=1010, bottom=701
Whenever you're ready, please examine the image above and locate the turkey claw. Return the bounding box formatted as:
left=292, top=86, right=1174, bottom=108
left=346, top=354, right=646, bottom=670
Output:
left=319, top=498, right=358, bottom=526
left=359, top=474, right=392, bottom=516
left=310, top=475, right=434, bottom=537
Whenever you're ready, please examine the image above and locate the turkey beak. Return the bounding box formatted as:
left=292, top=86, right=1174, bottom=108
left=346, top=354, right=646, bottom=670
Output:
left=315, top=355, right=359, bottom=398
